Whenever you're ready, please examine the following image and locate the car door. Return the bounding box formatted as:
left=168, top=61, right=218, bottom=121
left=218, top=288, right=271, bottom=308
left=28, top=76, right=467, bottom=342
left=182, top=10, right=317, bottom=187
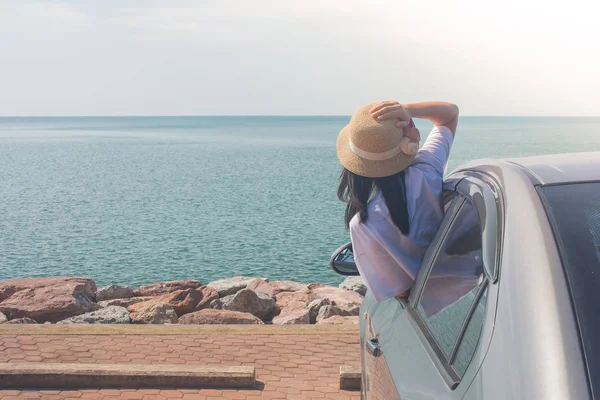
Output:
left=362, top=172, right=503, bottom=400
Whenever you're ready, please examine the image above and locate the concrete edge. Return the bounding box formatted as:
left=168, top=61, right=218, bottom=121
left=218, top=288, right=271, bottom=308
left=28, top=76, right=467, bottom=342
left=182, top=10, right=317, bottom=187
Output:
left=0, top=324, right=359, bottom=335
left=0, top=363, right=255, bottom=389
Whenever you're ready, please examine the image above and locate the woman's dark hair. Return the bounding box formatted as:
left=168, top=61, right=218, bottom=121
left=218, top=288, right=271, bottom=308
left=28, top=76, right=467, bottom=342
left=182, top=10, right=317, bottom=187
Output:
left=337, top=168, right=410, bottom=235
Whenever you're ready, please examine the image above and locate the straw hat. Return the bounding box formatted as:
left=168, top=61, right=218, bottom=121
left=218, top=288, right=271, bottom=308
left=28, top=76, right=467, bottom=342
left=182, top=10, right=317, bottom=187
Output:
left=336, top=102, right=419, bottom=178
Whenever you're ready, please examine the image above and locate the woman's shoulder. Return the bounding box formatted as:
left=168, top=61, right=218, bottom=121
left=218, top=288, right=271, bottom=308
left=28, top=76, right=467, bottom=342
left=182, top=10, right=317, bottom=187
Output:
left=405, top=151, right=445, bottom=192
left=408, top=125, right=453, bottom=177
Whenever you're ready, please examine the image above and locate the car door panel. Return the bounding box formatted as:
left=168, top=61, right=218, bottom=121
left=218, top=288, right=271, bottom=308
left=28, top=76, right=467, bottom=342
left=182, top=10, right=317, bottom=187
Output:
left=377, top=299, right=455, bottom=399
left=365, top=289, right=465, bottom=399
left=361, top=292, right=401, bottom=400
left=372, top=285, right=499, bottom=400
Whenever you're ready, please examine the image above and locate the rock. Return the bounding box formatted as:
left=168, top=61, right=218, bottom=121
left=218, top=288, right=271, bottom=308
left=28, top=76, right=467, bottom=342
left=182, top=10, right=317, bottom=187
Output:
left=315, top=305, right=359, bottom=323
left=0, top=312, right=7, bottom=324
left=178, top=309, right=264, bottom=325
left=274, top=289, right=310, bottom=310
left=246, top=279, right=308, bottom=298
left=128, top=302, right=178, bottom=324
left=316, top=315, right=360, bottom=325
left=57, top=306, right=130, bottom=324
left=128, top=287, right=218, bottom=317
left=0, top=286, right=18, bottom=303
left=339, top=276, right=367, bottom=296
left=272, top=302, right=310, bottom=325
left=0, top=277, right=98, bottom=323
left=207, top=277, right=267, bottom=297
left=96, top=285, right=134, bottom=302
left=6, top=317, right=38, bottom=324
left=0, top=277, right=97, bottom=301
left=133, top=280, right=202, bottom=297
left=308, top=298, right=331, bottom=324
left=165, top=287, right=219, bottom=315
left=309, top=285, right=363, bottom=314
left=0, top=277, right=62, bottom=303
left=98, top=297, right=153, bottom=308
left=210, top=289, right=277, bottom=321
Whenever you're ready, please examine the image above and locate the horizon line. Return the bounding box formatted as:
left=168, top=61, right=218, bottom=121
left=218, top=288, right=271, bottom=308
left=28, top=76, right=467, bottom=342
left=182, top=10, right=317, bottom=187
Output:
left=1, top=115, right=599, bottom=118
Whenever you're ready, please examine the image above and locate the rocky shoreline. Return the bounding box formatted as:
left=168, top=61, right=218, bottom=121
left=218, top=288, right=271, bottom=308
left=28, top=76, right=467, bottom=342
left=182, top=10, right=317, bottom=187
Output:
left=0, top=276, right=366, bottom=326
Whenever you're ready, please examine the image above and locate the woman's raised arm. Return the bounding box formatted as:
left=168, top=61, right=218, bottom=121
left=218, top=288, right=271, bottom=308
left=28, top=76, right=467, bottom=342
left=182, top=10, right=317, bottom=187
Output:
left=370, top=101, right=459, bottom=136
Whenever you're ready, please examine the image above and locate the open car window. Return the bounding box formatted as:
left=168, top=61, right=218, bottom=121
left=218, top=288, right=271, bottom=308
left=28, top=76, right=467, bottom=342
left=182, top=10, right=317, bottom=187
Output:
left=406, top=173, right=503, bottom=388
left=415, top=197, right=486, bottom=376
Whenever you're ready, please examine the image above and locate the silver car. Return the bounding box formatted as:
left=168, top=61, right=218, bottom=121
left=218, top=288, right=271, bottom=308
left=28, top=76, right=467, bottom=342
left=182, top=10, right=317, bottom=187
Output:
left=331, top=152, right=600, bottom=400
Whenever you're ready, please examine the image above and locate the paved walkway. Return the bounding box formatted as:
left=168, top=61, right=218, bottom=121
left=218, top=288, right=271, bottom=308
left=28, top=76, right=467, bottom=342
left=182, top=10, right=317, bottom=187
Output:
left=0, top=325, right=361, bottom=400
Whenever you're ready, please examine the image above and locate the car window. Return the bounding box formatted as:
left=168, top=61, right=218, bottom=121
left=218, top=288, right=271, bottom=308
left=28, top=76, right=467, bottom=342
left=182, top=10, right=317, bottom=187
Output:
left=540, top=182, right=600, bottom=396
left=416, top=198, right=486, bottom=367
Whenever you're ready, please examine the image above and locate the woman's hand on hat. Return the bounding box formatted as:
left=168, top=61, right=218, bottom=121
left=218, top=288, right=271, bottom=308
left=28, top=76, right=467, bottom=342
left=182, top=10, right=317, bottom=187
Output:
left=404, top=126, right=421, bottom=143
left=369, top=101, right=411, bottom=124
left=370, top=101, right=420, bottom=143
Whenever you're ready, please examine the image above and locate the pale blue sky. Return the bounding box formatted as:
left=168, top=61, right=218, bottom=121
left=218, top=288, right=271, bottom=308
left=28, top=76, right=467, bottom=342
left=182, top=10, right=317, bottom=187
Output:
left=0, top=0, right=598, bottom=116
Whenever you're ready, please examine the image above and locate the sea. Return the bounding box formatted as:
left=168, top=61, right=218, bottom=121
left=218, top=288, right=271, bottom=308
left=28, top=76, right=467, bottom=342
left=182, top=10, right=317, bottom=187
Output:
left=1, top=116, right=599, bottom=288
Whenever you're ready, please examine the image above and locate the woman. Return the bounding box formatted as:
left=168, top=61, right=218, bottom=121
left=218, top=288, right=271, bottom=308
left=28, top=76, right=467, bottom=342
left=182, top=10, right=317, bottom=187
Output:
left=336, top=100, right=459, bottom=302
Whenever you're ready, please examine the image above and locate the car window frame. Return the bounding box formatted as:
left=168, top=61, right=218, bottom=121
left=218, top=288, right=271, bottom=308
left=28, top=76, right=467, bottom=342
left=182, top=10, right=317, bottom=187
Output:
left=400, top=172, right=504, bottom=389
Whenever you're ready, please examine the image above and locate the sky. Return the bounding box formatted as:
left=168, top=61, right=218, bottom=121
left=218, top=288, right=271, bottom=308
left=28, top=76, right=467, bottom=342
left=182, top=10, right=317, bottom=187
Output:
left=0, top=0, right=598, bottom=116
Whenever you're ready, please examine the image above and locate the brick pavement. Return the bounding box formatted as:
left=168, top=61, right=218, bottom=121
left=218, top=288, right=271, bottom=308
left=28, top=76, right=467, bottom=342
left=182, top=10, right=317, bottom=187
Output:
left=0, top=326, right=361, bottom=399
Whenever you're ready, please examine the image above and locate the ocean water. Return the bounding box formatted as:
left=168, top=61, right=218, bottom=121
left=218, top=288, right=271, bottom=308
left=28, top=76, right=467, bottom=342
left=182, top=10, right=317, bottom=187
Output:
left=1, top=116, right=599, bottom=288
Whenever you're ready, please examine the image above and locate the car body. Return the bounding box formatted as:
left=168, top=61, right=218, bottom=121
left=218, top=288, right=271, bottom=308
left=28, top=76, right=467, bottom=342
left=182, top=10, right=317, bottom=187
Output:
left=331, top=152, right=600, bottom=400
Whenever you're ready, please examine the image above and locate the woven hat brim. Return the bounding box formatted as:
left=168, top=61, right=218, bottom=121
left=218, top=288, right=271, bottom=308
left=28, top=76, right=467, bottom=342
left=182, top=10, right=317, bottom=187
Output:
left=336, top=124, right=415, bottom=178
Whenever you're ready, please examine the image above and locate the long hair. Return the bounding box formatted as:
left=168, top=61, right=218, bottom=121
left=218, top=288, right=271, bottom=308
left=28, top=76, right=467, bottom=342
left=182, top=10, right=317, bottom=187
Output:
left=337, top=168, right=410, bottom=235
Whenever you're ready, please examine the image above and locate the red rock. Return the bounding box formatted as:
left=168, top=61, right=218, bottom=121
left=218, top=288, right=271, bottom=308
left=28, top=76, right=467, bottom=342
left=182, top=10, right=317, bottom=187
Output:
left=133, top=280, right=202, bottom=297
left=272, top=301, right=310, bottom=325
left=128, top=287, right=219, bottom=317
left=178, top=309, right=264, bottom=325
left=274, top=290, right=310, bottom=310
left=128, top=302, right=178, bottom=324
left=0, top=277, right=97, bottom=323
left=247, top=279, right=308, bottom=297
left=0, top=277, right=96, bottom=301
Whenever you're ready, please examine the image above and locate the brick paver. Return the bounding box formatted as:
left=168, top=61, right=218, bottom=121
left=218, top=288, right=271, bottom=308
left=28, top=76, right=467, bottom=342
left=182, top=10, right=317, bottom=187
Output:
left=0, top=328, right=361, bottom=399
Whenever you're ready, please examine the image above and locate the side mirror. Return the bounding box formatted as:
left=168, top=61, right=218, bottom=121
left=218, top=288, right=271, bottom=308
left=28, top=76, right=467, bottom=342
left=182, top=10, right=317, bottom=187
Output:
left=330, top=242, right=359, bottom=276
